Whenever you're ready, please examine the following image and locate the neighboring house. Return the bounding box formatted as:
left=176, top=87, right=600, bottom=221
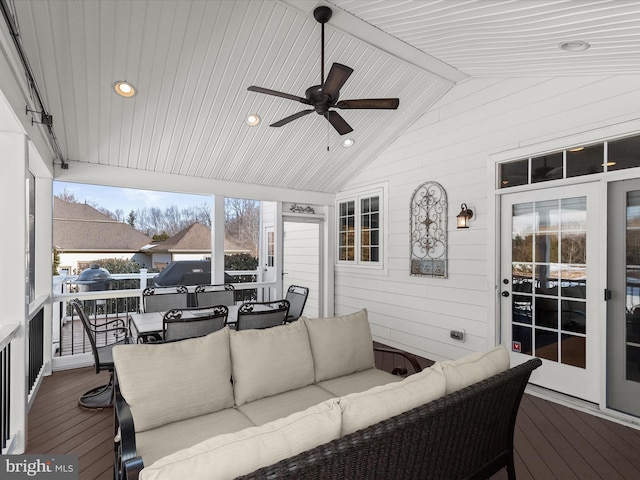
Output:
left=53, top=197, right=153, bottom=274
left=146, top=222, right=249, bottom=270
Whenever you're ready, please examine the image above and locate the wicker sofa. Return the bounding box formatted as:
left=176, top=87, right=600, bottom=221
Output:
left=113, top=309, right=541, bottom=480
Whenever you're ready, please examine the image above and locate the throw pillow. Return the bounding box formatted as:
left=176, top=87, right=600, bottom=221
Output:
left=437, top=344, right=510, bottom=394
left=230, top=320, right=314, bottom=406
left=339, top=364, right=446, bottom=436
left=304, top=309, right=375, bottom=382
left=112, top=328, right=233, bottom=432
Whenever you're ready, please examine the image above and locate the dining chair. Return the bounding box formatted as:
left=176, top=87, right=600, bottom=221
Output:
left=235, top=300, right=290, bottom=330
left=284, top=285, right=309, bottom=322
left=195, top=284, right=235, bottom=307
left=70, top=298, right=129, bottom=408
left=142, top=285, right=188, bottom=313
left=162, top=305, right=228, bottom=342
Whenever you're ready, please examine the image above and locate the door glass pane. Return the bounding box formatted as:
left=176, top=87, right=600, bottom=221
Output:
left=626, top=191, right=640, bottom=382
left=532, top=153, right=563, bottom=183
left=511, top=196, right=587, bottom=368
left=566, top=144, right=604, bottom=178
left=608, top=135, right=640, bottom=172
left=500, top=160, right=528, bottom=188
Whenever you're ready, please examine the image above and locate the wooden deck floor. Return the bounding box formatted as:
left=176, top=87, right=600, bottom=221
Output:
left=27, top=357, right=640, bottom=480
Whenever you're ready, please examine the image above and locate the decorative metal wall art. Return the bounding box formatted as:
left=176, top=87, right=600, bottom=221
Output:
left=410, top=182, right=448, bottom=278
left=289, top=203, right=315, bottom=214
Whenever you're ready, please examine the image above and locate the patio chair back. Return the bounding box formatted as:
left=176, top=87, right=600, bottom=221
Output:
left=195, top=284, right=235, bottom=307
left=236, top=300, right=290, bottom=330
left=143, top=285, right=188, bottom=313
left=70, top=298, right=128, bottom=408
left=162, top=305, right=228, bottom=341
left=284, top=285, right=309, bottom=322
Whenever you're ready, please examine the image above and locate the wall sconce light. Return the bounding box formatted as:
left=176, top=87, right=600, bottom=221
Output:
left=456, top=203, right=473, bottom=229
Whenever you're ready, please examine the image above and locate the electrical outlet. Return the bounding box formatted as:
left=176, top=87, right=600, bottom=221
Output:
left=450, top=330, right=465, bottom=342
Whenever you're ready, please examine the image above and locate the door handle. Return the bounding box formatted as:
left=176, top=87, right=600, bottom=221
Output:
left=501, top=291, right=510, bottom=297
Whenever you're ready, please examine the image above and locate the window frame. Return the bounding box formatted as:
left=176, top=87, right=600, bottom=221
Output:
left=335, top=183, right=386, bottom=270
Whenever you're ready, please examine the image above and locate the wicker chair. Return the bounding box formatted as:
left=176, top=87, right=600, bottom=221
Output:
left=161, top=305, right=229, bottom=342
left=284, top=285, right=309, bottom=322
left=235, top=300, right=290, bottom=330
left=195, top=284, right=235, bottom=307
left=70, top=298, right=129, bottom=408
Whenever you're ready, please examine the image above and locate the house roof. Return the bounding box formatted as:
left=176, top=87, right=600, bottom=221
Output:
left=53, top=197, right=153, bottom=251
left=148, top=222, right=249, bottom=254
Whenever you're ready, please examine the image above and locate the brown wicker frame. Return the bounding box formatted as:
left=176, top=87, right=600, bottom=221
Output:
left=236, top=358, right=541, bottom=480
left=115, top=357, right=541, bottom=480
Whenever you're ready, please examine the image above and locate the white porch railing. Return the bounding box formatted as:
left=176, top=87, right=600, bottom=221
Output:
left=1, top=322, right=20, bottom=454
left=51, top=270, right=275, bottom=368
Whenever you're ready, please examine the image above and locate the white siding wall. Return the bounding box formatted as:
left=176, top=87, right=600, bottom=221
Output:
left=337, top=75, right=640, bottom=363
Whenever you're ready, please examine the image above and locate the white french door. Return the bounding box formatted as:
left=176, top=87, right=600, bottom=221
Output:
left=500, top=183, right=601, bottom=402
left=607, top=178, right=640, bottom=417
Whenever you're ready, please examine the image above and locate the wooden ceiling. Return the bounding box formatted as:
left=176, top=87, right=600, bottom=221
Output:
left=9, top=0, right=640, bottom=194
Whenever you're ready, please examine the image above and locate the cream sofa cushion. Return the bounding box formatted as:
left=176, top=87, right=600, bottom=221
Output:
left=113, top=328, right=233, bottom=432
left=438, top=344, right=510, bottom=394
left=136, top=408, right=254, bottom=467
left=238, top=385, right=334, bottom=426
left=317, top=368, right=401, bottom=397
left=139, top=399, right=342, bottom=480
left=304, top=309, right=375, bottom=382
left=230, top=320, right=314, bottom=406
left=339, top=364, right=446, bottom=436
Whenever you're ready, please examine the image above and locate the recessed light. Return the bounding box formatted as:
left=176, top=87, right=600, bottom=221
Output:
left=342, top=138, right=355, bottom=148
left=559, top=41, right=590, bottom=52
left=113, top=81, right=136, bottom=98
left=246, top=113, right=260, bottom=126
left=569, top=147, right=584, bottom=152
left=602, top=161, right=616, bottom=167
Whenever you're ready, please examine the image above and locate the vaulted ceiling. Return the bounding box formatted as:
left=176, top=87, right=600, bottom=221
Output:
left=7, top=0, right=640, bottom=194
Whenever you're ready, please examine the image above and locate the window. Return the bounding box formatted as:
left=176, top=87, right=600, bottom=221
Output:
left=499, top=133, right=640, bottom=189
left=337, top=186, right=384, bottom=266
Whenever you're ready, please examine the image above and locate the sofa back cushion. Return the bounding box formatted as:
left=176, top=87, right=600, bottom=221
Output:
left=113, top=328, right=233, bottom=433
left=438, top=344, right=510, bottom=394
left=339, top=363, right=446, bottom=436
left=230, top=320, right=314, bottom=406
left=304, top=309, right=375, bottom=382
left=139, top=399, right=342, bottom=480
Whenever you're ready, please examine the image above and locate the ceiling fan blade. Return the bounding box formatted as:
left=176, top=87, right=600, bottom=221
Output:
left=336, top=98, right=400, bottom=110
left=270, top=109, right=314, bottom=127
left=248, top=86, right=310, bottom=104
left=324, top=111, right=353, bottom=135
left=322, top=63, right=353, bottom=99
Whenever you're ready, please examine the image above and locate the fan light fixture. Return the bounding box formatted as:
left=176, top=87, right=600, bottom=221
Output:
left=246, top=114, right=261, bottom=126
left=559, top=41, right=590, bottom=52
left=457, top=203, right=473, bottom=229
left=342, top=138, right=355, bottom=148
left=113, top=81, right=136, bottom=98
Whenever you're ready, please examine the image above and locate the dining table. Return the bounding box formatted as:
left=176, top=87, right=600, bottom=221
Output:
left=129, top=305, right=241, bottom=342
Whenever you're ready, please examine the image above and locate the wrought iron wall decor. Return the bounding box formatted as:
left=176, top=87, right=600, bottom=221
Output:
left=410, top=182, right=448, bottom=278
left=289, top=203, right=315, bottom=214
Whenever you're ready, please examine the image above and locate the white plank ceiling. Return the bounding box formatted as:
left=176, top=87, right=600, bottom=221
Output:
left=7, top=0, right=640, bottom=194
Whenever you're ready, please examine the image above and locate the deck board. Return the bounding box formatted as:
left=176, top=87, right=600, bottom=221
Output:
left=26, top=354, right=640, bottom=480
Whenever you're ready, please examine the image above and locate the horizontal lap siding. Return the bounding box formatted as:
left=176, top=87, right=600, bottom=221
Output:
left=335, top=74, right=640, bottom=362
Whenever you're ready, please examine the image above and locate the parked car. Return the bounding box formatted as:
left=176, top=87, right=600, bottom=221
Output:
left=152, top=260, right=235, bottom=287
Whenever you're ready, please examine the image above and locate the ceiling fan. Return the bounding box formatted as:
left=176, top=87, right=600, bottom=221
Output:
left=247, top=6, right=399, bottom=136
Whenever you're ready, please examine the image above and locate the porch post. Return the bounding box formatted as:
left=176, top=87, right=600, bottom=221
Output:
left=0, top=130, right=29, bottom=453
left=211, top=195, right=225, bottom=283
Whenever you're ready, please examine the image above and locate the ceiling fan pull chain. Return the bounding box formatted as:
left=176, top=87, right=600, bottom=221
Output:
left=326, top=114, right=330, bottom=151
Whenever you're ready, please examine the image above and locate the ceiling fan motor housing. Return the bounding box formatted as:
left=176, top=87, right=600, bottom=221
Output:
left=306, top=85, right=338, bottom=114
